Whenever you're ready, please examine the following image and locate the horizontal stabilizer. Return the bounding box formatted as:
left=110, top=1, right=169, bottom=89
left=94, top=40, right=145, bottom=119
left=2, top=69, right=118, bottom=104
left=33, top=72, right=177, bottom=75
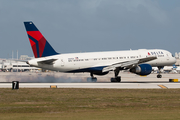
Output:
left=37, top=59, right=57, bottom=64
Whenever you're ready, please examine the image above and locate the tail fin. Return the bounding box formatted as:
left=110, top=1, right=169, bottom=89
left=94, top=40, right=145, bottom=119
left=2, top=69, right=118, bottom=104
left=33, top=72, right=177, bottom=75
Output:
left=24, top=21, right=58, bottom=58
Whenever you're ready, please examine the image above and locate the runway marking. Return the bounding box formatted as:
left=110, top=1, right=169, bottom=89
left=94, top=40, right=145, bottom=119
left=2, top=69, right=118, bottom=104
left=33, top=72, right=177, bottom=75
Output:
left=140, top=75, right=147, bottom=77
left=50, top=85, right=57, bottom=88
left=158, top=85, right=168, bottom=89
left=169, top=79, right=178, bottom=82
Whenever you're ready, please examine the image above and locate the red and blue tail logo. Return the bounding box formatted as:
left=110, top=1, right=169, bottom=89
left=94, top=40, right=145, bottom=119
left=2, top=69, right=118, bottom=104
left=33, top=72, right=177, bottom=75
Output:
left=24, top=22, right=58, bottom=58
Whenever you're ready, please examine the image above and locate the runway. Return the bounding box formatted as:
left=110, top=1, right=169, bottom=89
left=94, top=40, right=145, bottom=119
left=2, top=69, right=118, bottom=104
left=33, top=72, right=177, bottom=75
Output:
left=0, top=82, right=180, bottom=89
left=0, top=72, right=180, bottom=89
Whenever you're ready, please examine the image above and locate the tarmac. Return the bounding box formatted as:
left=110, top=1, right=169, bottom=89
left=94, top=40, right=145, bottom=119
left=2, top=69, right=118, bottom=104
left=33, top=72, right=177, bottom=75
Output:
left=0, top=72, right=180, bottom=89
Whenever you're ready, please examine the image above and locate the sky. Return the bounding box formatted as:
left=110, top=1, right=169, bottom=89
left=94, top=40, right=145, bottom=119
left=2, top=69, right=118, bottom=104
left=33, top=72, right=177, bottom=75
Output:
left=0, top=0, right=180, bottom=58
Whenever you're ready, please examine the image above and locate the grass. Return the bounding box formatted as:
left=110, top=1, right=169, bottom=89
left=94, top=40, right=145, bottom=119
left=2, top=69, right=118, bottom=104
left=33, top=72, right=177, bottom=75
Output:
left=0, top=88, right=180, bottom=120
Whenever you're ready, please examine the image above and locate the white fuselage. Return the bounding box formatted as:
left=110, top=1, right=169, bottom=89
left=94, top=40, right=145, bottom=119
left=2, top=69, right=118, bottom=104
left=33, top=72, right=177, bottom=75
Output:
left=28, top=49, right=176, bottom=72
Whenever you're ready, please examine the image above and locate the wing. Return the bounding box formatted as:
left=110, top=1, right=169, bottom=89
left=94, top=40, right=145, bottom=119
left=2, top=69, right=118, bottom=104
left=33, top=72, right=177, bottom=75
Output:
left=102, top=56, right=157, bottom=72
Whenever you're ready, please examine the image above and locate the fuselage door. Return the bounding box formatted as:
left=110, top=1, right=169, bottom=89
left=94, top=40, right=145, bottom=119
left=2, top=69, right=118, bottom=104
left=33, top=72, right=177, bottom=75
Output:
left=166, top=52, right=170, bottom=61
left=60, top=57, right=64, bottom=67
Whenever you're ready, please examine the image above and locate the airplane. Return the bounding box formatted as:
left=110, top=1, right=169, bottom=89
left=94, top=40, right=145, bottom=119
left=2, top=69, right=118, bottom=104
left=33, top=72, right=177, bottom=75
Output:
left=24, top=21, right=176, bottom=82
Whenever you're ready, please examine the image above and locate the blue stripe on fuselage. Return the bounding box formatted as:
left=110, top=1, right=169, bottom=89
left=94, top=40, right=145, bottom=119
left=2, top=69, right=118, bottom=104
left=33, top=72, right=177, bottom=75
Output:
left=66, top=66, right=107, bottom=73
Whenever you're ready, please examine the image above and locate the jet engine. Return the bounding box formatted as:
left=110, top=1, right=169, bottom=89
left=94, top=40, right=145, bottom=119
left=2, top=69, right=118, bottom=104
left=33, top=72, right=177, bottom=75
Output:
left=130, top=64, right=152, bottom=76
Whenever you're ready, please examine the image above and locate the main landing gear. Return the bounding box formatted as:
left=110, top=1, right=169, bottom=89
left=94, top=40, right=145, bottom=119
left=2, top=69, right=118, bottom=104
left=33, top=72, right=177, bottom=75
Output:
left=87, top=72, right=97, bottom=82
left=157, top=66, right=163, bottom=78
left=111, top=68, right=121, bottom=82
left=87, top=69, right=122, bottom=83
left=111, top=76, right=121, bottom=82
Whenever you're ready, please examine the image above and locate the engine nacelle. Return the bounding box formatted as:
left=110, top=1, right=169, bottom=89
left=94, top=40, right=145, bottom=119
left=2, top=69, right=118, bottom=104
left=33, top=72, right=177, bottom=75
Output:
left=130, top=64, right=152, bottom=76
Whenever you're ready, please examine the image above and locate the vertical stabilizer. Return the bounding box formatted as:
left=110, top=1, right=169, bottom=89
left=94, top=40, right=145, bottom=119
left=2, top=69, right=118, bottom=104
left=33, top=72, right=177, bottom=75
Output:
left=24, top=21, right=58, bottom=58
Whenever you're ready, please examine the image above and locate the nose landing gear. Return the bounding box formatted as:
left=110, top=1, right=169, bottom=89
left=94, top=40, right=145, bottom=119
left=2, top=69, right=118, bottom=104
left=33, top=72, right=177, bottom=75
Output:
left=157, top=74, right=162, bottom=78
left=157, top=66, right=163, bottom=78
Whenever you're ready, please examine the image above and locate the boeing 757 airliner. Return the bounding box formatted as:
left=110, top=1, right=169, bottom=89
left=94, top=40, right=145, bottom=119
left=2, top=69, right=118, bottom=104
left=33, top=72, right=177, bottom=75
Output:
left=24, top=21, right=176, bottom=82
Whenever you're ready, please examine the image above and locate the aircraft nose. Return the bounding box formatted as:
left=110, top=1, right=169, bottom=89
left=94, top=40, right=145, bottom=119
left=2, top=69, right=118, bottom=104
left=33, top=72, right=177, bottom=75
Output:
left=172, top=57, right=176, bottom=64
left=174, top=57, right=177, bottom=63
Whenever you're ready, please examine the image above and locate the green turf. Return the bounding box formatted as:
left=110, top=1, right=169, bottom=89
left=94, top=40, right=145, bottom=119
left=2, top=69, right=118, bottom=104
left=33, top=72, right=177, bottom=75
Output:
left=0, top=88, right=180, bottom=120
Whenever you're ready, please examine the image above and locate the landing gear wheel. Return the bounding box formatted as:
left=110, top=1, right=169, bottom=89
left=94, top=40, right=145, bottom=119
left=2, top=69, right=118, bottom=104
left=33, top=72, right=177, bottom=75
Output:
left=116, top=76, right=121, bottom=82
left=157, top=74, right=162, bottom=78
left=92, top=77, right=97, bottom=82
left=87, top=77, right=97, bottom=82
left=111, top=76, right=121, bottom=82
left=111, top=78, right=116, bottom=82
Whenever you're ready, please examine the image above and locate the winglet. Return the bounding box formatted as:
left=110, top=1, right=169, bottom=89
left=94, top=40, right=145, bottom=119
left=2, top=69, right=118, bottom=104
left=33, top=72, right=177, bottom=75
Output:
left=24, top=21, right=58, bottom=58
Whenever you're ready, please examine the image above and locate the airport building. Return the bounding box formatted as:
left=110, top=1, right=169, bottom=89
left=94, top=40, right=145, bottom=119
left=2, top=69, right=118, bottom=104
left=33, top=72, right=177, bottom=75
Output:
left=0, top=55, right=39, bottom=72
left=175, top=52, right=180, bottom=66
left=175, top=59, right=180, bottom=66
